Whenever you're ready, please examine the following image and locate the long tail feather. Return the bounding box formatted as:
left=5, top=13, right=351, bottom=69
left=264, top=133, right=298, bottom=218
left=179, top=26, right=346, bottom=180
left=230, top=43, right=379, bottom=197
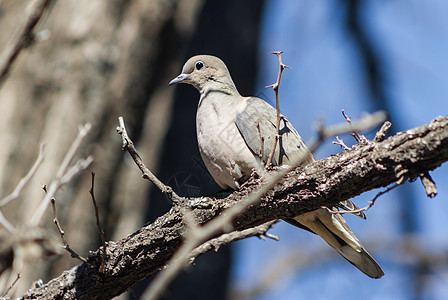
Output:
left=292, top=209, right=384, bottom=279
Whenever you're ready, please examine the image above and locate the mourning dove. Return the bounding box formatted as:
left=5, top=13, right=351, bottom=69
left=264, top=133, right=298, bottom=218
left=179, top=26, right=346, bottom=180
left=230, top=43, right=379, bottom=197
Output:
left=169, top=55, right=384, bottom=279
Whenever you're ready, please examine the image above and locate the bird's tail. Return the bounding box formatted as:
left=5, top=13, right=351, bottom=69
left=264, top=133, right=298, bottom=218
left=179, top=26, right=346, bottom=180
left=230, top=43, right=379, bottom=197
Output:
left=291, top=208, right=384, bottom=279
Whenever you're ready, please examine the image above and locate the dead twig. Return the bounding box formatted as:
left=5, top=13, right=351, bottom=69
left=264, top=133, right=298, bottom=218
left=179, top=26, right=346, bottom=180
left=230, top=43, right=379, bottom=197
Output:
left=189, top=220, right=279, bottom=264
left=342, top=109, right=367, bottom=143
left=265, top=51, right=290, bottom=167
left=308, top=110, right=387, bottom=153
left=374, top=121, right=392, bottom=142
left=116, top=117, right=183, bottom=204
left=45, top=185, right=88, bottom=264
left=419, top=172, right=437, bottom=198
left=324, top=184, right=399, bottom=216
left=1, top=272, right=21, bottom=298
left=89, top=172, right=107, bottom=272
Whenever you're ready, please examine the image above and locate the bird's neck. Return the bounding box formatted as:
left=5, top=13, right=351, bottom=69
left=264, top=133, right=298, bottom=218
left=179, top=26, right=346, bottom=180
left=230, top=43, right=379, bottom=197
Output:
left=197, top=74, right=238, bottom=94
left=198, top=80, right=239, bottom=101
left=197, top=83, right=243, bottom=111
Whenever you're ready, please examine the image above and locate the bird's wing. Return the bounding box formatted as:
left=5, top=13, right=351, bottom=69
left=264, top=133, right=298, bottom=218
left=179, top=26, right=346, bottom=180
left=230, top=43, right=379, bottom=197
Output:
left=237, top=98, right=365, bottom=217
left=235, top=97, right=313, bottom=166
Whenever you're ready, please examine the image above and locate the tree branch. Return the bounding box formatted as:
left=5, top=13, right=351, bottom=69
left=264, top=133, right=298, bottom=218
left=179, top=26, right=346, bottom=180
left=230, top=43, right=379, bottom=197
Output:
left=21, top=116, right=448, bottom=299
left=116, top=117, right=183, bottom=203
left=0, top=0, right=56, bottom=87
left=0, top=144, right=45, bottom=232
left=30, top=123, right=93, bottom=226
left=189, top=220, right=279, bottom=263
left=265, top=51, right=290, bottom=167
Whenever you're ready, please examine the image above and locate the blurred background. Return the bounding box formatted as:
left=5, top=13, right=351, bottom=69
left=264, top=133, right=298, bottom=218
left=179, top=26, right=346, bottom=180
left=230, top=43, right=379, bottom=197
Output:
left=0, top=0, right=447, bottom=299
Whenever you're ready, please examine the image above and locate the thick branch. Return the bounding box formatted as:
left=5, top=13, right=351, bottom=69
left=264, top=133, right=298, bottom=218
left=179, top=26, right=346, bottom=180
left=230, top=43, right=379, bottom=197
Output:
left=22, top=116, right=448, bottom=299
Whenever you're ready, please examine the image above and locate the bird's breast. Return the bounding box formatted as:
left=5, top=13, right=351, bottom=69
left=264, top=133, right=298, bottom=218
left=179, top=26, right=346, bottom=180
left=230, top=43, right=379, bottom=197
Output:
left=196, top=96, right=259, bottom=189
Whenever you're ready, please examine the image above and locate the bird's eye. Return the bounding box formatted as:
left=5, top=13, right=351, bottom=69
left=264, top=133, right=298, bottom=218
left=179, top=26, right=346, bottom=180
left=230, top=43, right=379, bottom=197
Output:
left=195, top=61, right=204, bottom=70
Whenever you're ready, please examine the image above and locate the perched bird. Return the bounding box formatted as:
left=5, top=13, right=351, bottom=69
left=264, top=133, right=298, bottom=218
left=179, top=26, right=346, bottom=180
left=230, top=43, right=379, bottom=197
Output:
left=169, top=55, right=384, bottom=279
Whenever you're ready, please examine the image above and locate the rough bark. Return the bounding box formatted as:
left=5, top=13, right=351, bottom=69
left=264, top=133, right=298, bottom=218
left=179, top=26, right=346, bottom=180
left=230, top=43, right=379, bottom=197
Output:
left=21, top=116, right=448, bottom=299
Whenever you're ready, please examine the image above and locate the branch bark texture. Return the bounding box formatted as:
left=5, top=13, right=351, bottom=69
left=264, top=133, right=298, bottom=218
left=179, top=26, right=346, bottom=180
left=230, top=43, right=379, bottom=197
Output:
left=22, top=116, right=448, bottom=299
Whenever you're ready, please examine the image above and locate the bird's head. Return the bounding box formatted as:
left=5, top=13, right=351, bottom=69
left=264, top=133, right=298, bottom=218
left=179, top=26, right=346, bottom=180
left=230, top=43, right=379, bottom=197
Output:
left=169, top=55, right=237, bottom=93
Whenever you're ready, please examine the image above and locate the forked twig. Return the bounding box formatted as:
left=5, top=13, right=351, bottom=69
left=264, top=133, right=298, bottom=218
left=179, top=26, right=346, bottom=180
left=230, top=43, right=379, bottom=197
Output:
left=324, top=184, right=399, bottom=216
left=342, top=109, right=365, bottom=143
left=333, top=136, right=351, bottom=150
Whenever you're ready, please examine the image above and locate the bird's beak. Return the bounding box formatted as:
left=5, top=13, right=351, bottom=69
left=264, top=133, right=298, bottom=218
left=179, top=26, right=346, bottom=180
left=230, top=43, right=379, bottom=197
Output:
left=169, top=73, right=188, bottom=86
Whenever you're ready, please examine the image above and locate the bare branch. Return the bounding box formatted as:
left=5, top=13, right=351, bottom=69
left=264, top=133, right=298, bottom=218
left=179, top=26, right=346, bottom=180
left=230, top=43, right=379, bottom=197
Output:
left=89, top=172, right=107, bottom=273
left=0, top=211, right=14, bottom=233
left=307, top=110, right=387, bottom=153
left=189, top=220, right=279, bottom=263
left=0, top=144, right=45, bottom=207
left=141, top=221, right=279, bottom=300
left=30, top=123, right=93, bottom=226
left=56, top=124, right=92, bottom=179
left=333, top=136, right=351, bottom=150
left=266, top=51, right=290, bottom=167
left=1, top=272, right=20, bottom=298
left=341, top=109, right=366, bottom=143
left=116, top=117, right=183, bottom=203
left=0, top=144, right=45, bottom=232
left=324, top=183, right=399, bottom=216
left=46, top=185, right=88, bottom=264
left=0, top=0, right=56, bottom=87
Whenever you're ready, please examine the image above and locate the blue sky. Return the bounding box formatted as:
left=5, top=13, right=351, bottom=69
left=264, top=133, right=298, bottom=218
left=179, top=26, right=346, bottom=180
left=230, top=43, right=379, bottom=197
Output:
left=231, top=1, right=448, bottom=299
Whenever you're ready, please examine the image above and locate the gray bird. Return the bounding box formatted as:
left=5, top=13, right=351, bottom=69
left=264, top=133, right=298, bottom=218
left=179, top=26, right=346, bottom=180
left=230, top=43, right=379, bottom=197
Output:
left=169, top=55, right=384, bottom=279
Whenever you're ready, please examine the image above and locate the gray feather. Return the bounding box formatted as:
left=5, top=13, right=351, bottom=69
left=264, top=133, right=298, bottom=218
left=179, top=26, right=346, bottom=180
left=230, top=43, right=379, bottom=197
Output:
left=235, top=97, right=313, bottom=166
